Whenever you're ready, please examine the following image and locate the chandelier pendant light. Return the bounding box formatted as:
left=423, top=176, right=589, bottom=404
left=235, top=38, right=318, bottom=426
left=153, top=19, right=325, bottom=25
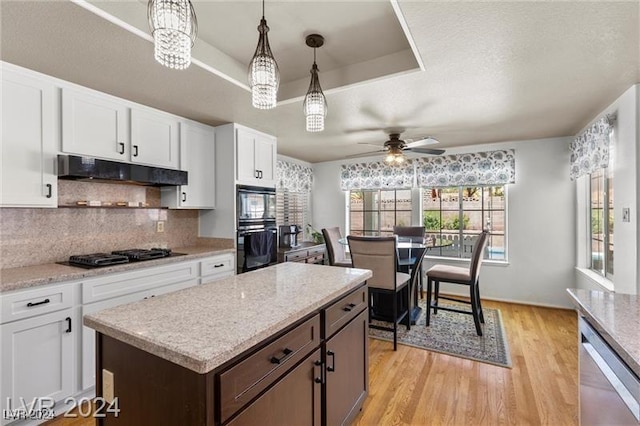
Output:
left=303, top=34, right=327, bottom=132
left=249, top=0, right=279, bottom=109
left=148, top=0, right=197, bottom=70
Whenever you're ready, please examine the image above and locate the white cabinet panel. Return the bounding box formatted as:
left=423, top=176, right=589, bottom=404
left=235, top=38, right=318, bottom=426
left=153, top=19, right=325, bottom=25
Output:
left=1, top=309, right=76, bottom=425
left=131, top=108, right=179, bottom=169
left=1, top=66, right=57, bottom=207
left=1, top=282, right=74, bottom=324
left=61, top=88, right=128, bottom=161
left=235, top=126, right=276, bottom=187
left=161, top=121, right=215, bottom=209
left=81, top=279, right=198, bottom=390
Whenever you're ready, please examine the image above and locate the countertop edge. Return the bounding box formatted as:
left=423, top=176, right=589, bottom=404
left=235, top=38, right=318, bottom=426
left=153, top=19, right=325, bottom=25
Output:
left=566, top=288, right=640, bottom=378
left=1, top=247, right=236, bottom=293
left=84, top=269, right=372, bottom=374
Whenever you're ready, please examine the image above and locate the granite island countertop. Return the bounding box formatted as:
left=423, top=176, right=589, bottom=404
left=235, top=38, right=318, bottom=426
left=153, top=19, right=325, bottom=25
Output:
left=0, top=246, right=236, bottom=293
left=567, top=288, right=640, bottom=378
left=84, top=262, right=372, bottom=374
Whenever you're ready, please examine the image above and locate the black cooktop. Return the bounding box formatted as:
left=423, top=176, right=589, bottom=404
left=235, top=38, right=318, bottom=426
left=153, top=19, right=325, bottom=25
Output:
left=59, top=248, right=186, bottom=269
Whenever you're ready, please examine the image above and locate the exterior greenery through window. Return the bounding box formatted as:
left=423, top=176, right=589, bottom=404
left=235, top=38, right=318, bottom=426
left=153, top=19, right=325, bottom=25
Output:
left=349, top=189, right=412, bottom=236
left=423, top=186, right=506, bottom=260
left=590, top=168, right=613, bottom=277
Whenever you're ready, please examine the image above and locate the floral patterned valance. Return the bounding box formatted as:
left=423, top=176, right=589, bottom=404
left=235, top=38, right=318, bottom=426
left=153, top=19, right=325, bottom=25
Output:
left=570, top=116, right=614, bottom=180
left=416, top=150, right=515, bottom=188
left=276, top=160, right=313, bottom=193
left=340, top=160, right=415, bottom=190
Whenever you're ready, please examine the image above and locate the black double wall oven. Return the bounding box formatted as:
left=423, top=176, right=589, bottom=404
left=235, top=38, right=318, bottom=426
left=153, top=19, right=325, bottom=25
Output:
left=236, top=185, right=277, bottom=274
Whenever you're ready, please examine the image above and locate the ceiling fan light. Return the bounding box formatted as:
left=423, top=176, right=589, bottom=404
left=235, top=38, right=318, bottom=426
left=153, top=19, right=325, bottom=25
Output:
left=385, top=153, right=395, bottom=164
left=148, top=0, right=197, bottom=70
left=249, top=12, right=279, bottom=110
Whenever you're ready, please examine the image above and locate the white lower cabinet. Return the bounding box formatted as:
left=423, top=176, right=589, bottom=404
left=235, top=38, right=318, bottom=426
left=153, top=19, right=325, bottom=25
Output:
left=1, top=309, right=77, bottom=425
left=0, top=255, right=235, bottom=424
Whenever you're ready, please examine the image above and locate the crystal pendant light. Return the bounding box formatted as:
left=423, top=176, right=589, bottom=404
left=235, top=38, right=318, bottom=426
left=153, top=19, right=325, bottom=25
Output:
left=303, top=34, right=327, bottom=132
left=248, top=0, right=279, bottom=109
left=148, top=0, right=197, bottom=70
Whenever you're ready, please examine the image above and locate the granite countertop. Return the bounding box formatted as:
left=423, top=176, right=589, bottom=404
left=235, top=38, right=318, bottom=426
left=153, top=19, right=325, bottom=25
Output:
left=0, top=246, right=236, bottom=293
left=567, top=288, right=640, bottom=377
left=84, top=262, right=372, bottom=374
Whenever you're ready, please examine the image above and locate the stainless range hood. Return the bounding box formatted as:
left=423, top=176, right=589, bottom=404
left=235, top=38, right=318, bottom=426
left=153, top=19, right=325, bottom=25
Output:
left=57, top=155, right=187, bottom=187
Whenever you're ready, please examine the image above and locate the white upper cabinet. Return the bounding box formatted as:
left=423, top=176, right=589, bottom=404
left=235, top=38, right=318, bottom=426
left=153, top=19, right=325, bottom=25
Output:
left=1, top=65, right=57, bottom=208
left=61, top=87, right=129, bottom=161
left=162, top=121, right=215, bottom=209
left=235, top=126, right=277, bottom=188
left=130, top=108, right=180, bottom=169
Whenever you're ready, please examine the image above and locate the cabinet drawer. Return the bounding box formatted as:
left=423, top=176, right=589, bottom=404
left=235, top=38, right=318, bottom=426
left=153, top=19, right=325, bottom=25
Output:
left=1, top=283, right=75, bottom=324
left=200, top=254, right=234, bottom=278
left=308, top=245, right=325, bottom=256
left=323, top=286, right=367, bottom=339
left=284, top=251, right=307, bottom=262
left=219, top=314, right=321, bottom=424
left=82, top=261, right=198, bottom=303
left=306, top=255, right=325, bottom=264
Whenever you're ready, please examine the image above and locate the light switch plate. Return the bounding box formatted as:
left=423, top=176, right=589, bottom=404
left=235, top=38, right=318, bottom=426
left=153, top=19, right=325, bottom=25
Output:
left=103, top=369, right=115, bottom=403
left=622, top=208, right=630, bottom=222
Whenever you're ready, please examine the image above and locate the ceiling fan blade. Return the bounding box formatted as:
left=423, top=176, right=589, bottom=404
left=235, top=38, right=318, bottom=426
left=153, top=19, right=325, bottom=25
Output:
left=404, top=137, right=440, bottom=148
left=345, top=127, right=386, bottom=134
left=344, top=149, right=387, bottom=159
left=357, top=142, right=385, bottom=147
left=405, top=147, right=446, bottom=155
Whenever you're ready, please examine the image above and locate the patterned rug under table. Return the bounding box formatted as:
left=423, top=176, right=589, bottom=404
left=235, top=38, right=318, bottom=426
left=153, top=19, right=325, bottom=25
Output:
left=368, top=299, right=512, bottom=368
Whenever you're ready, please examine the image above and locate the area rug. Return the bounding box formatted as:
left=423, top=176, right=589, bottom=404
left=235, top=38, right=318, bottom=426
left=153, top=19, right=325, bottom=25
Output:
left=369, top=298, right=512, bottom=368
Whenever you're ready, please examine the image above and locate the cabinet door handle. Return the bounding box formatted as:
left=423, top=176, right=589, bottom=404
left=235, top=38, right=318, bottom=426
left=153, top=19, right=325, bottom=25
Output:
left=254, top=170, right=259, bottom=179
left=118, top=142, right=125, bottom=155
left=45, top=184, right=52, bottom=198
left=314, top=359, right=324, bottom=384
left=65, top=317, right=72, bottom=333
left=133, top=145, right=139, bottom=157
left=343, top=303, right=357, bottom=312
left=214, top=263, right=225, bottom=268
left=259, top=170, right=263, bottom=179
left=327, top=350, right=336, bottom=372
left=270, top=348, right=294, bottom=364
left=27, top=298, right=50, bottom=307
left=182, top=192, right=187, bottom=202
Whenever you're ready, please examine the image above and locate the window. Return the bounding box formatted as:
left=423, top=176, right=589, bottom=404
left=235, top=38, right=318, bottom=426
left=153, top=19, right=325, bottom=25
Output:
left=422, top=186, right=506, bottom=260
left=276, top=191, right=311, bottom=238
left=590, top=168, right=613, bottom=277
left=348, top=189, right=412, bottom=236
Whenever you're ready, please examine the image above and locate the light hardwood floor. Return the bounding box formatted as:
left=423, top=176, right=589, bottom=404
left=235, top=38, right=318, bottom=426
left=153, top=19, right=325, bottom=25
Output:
left=45, top=300, right=578, bottom=426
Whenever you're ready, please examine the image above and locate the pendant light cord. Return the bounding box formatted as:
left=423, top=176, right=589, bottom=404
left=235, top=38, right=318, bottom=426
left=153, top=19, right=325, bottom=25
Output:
left=262, top=0, right=265, bottom=19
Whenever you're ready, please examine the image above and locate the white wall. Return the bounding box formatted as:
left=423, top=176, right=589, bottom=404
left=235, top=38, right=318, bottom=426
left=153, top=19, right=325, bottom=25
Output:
left=312, top=137, right=576, bottom=308
left=574, top=85, right=638, bottom=295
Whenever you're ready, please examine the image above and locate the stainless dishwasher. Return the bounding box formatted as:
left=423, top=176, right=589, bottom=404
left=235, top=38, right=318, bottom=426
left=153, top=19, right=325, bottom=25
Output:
left=579, top=316, right=640, bottom=425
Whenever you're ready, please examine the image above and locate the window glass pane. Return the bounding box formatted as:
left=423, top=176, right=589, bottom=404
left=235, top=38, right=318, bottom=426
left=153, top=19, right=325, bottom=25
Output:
left=423, top=185, right=507, bottom=260
left=380, top=211, right=396, bottom=233
left=380, top=190, right=396, bottom=210
left=350, top=211, right=363, bottom=233
left=396, top=190, right=412, bottom=210
left=590, top=170, right=604, bottom=275
left=363, top=191, right=378, bottom=210
left=607, top=174, right=614, bottom=276
left=350, top=191, right=364, bottom=211
left=348, top=189, right=412, bottom=236
left=395, top=211, right=412, bottom=228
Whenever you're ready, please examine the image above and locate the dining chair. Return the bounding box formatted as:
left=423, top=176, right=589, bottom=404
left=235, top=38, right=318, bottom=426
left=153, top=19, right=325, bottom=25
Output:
left=393, top=226, right=425, bottom=296
left=322, top=227, right=352, bottom=267
left=425, top=230, right=489, bottom=336
left=347, top=236, right=411, bottom=350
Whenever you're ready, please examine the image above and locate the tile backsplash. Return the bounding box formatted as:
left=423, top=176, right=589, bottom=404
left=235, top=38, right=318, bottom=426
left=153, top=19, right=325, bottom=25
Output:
left=0, top=181, right=199, bottom=269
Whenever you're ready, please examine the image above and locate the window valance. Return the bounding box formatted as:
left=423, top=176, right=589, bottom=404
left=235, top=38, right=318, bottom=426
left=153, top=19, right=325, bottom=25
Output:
left=276, top=160, right=313, bottom=193
left=570, top=116, right=614, bottom=180
left=340, top=160, right=415, bottom=191
left=416, top=149, right=515, bottom=188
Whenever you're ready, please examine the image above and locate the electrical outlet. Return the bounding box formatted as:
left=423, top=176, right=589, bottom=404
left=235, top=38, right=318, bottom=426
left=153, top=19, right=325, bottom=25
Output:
left=156, top=221, right=165, bottom=232
left=623, top=208, right=630, bottom=222
left=103, top=369, right=115, bottom=403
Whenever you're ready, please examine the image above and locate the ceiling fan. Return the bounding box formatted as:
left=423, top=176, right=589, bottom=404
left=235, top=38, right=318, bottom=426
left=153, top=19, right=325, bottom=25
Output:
left=349, top=129, right=445, bottom=164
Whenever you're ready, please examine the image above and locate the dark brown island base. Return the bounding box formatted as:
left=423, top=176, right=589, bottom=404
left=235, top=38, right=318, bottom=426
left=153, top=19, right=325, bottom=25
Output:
left=84, top=262, right=372, bottom=426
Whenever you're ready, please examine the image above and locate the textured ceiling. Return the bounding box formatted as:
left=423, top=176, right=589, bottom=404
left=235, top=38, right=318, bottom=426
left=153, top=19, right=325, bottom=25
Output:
left=1, top=1, right=638, bottom=163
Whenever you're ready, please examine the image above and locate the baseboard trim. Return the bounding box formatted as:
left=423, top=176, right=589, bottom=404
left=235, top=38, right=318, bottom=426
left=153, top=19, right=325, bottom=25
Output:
left=436, top=291, right=574, bottom=311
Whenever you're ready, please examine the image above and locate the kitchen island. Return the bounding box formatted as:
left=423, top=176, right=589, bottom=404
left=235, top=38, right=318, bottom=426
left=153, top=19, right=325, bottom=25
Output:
left=84, top=262, right=372, bottom=425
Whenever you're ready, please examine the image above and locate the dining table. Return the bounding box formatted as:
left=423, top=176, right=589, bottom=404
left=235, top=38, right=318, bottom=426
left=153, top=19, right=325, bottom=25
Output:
left=339, top=236, right=453, bottom=325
